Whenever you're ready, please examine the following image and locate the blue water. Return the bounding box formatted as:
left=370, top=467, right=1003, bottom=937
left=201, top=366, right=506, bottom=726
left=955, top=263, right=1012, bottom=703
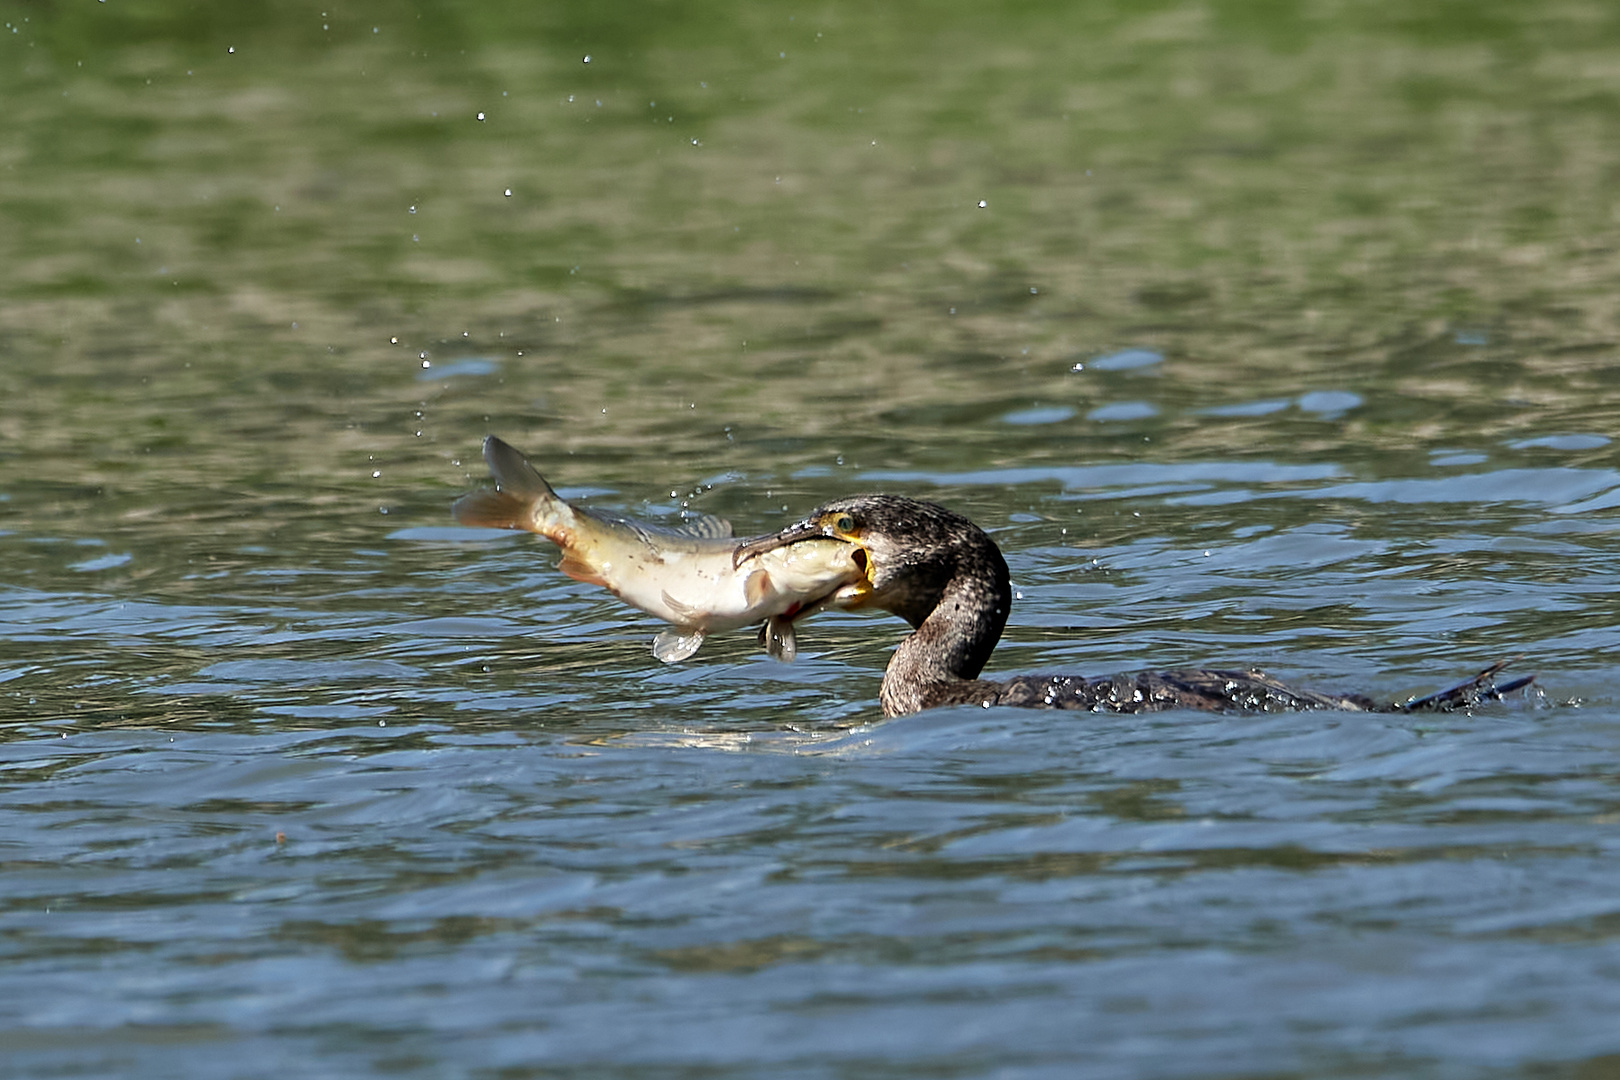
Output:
left=8, top=1, right=1620, bottom=1075
left=6, top=451, right=1620, bottom=1077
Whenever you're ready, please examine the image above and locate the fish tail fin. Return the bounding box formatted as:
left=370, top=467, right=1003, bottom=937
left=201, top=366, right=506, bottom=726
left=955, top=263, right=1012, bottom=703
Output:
left=452, top=436, right=562, bottom=533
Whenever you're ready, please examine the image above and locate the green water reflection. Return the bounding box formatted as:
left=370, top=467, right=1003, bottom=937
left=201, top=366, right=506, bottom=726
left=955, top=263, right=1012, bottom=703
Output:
left=4, top=1, right=1619, bottom=498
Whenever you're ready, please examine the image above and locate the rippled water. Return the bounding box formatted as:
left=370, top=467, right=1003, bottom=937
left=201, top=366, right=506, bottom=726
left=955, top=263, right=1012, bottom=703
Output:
left=6, top=2, right=1620, bottom=1077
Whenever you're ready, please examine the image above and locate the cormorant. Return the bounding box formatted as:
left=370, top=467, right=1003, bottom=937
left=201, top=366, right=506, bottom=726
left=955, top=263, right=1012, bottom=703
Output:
left=735, top=494, right=1533, bottom=718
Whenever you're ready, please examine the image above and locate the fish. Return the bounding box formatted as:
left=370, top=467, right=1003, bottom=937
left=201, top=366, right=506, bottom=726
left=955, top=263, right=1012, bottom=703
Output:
left=452, top=436, right=871, bottom=663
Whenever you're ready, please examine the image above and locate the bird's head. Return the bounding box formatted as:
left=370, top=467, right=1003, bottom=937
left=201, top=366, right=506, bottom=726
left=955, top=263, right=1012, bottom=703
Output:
left=735, top=494, right=1007, bottom=631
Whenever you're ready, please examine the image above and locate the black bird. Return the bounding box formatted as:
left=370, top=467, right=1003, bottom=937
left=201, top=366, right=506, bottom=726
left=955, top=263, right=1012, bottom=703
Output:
left=735, top=494, right=1533, bottom=718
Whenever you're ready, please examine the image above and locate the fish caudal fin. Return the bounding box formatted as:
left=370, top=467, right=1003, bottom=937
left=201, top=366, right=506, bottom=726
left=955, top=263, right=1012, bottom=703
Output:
left=654, top=628, right=706, bottom=663
left=452, top=436, right=561, bottom=533
left=452, top=489, right=538, bottom=531
left=482, top=436, right=557, bottom=501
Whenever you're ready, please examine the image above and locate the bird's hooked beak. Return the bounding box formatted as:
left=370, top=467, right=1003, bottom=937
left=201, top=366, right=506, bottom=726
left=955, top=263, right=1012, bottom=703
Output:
left=732, top=517, right=837, bottom=568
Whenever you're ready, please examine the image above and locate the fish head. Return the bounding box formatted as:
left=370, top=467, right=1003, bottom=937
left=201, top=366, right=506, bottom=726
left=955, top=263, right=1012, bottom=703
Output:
left=735, top=495, right=999, bottom=630
left=772, top=537, right=876, bottom=619
left=734, top=518, right=875, bottom=610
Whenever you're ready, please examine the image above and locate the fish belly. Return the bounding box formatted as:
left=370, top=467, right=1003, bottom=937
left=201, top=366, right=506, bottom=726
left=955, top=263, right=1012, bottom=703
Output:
left=601, top=550, right=765, bottom=631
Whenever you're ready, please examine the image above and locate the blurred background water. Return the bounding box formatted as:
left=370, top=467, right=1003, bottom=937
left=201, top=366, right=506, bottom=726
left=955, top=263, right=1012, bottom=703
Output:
left=5, top=1, right=1620, bottom=1077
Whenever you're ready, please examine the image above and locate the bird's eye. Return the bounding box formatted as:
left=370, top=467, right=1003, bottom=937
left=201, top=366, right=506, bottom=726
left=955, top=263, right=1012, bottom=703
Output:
left=833, top=514, right=857, bottom=533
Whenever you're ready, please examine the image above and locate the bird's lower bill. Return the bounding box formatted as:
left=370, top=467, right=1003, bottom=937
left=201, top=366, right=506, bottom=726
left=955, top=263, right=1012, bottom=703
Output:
left=831, top=549, right=876, bottom=609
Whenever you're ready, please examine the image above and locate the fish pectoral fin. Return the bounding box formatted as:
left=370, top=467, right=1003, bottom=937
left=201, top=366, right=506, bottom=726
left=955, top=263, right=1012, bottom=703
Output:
left=742, top=569, right=772, bottom=608
left=653, top=628, right=705, bottom=663
left=759, top=617, right=798, bottom=663
left=660, top=591, right=700, bottom=620
left=558, top=552, right=608, bottom=587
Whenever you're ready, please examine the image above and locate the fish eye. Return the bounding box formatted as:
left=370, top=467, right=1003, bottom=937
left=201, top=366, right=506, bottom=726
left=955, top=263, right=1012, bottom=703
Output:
left=833, top=514, right=857, bottom=533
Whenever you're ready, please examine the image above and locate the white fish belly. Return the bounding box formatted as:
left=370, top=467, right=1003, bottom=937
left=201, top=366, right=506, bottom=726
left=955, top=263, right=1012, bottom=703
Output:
left=601, top=550, right=765, bottom=630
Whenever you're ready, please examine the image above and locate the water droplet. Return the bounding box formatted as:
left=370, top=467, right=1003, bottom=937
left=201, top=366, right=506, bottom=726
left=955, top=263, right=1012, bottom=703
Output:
left=421, top=360, right=431, bottom=369
left=582, top=54, right=591, bottom=63
left=228, top=46, right=235, bottom=53
left=504, top=188, right=512, bottom=197
left=390, top=337, right=398, bottom=344
left=977, top=200, right=987, bottom=208
left=477, top=112, right=485, bottom=121
left=372, top=470, right=381, bottom=478
left=408, top=205, right=417, bottom=213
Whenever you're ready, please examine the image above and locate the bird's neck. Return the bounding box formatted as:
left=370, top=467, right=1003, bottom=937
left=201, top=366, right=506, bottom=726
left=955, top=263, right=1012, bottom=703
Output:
left=880, top=564, right=1011, bottom=718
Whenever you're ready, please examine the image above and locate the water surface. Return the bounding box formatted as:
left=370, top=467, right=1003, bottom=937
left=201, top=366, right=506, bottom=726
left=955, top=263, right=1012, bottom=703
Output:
left=5, top=2, right=1620, bottom=1077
